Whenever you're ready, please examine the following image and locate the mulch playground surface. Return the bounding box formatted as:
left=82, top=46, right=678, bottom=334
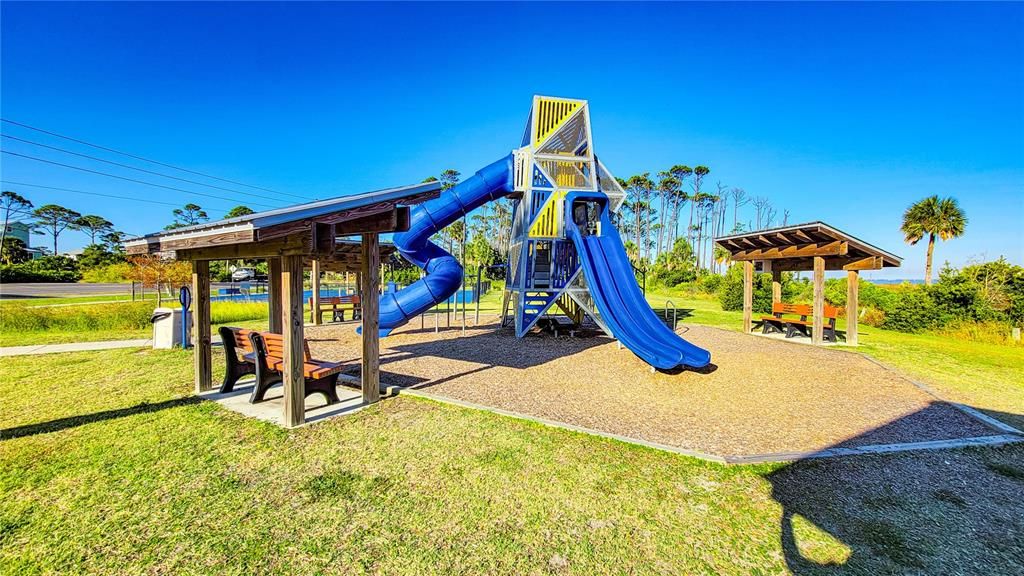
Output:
left=306, top=319, right=1000, bottom=458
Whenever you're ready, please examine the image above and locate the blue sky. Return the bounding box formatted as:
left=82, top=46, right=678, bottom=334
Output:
left=2, top=1, right=1022, bottom=279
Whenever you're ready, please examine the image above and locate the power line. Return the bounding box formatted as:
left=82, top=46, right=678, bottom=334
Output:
left=1, top=118, right=311, bottom=201
left=1, top=150, right=279, bottom=209
left=2, top=133, right=287, bottom=204
left=2, top=180, right=196, bottom=208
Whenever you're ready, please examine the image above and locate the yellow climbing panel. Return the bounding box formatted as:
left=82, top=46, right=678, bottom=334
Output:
left=533, top=98, right=582, bottom=148
left=528, top=190, right=566, bottom=238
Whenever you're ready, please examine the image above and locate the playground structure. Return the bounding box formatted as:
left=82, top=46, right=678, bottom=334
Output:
left=379, top=96, right=711, bottom=370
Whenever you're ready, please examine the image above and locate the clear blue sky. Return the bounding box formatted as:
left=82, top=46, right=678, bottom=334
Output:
left=2, top=2, right=1022, bottom=279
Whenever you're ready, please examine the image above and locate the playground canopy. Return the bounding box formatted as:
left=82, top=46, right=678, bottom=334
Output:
left=125, top=180, right=441, bottom=426
left=715, top=221, right=901, bottom=345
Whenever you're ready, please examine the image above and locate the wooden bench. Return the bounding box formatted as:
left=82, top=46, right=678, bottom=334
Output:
left=309, top=295, right=361, bottom=324
left=759, top=303, right=840, bottom=342
left=246, top=331, right=344, bottom=405
left=218, top=326, right=256, bottom=393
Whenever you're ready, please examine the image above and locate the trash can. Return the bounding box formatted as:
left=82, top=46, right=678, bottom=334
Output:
left=151, top=307, right=190, bottom=349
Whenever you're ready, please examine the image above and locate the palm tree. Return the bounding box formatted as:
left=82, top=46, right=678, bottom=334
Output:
left=900, top=195, right=967, bottom=285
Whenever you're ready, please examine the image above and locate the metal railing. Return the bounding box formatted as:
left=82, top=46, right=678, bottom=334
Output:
left=664, top=299, right=677, bottom=330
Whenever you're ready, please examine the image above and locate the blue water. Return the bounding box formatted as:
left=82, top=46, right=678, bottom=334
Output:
left=211, top=287, right=481, bottom=304
left=211, top=289, right=353, bottom=303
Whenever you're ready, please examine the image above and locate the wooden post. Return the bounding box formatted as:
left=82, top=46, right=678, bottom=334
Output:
left=742, top=260, right=754, bottom=333
left=847, top=269, right=859, bottom=346
left=771, top=268, right=782, bottom=305
left=311, top=259, right=322, bottom=325
left=268, top=257, right=282, bottom=333
left=281, top=255, right=305, bottom=427
left=361, top=233, right=381, bottom=404
left=812, top=256, right=825, bottom=344
left=192, top=260, right=213, bottom=393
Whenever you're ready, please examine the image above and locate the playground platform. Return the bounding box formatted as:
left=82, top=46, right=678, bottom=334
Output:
left=298, top=319, right=1019, bottom=462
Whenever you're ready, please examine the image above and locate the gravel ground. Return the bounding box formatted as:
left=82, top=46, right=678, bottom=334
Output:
left=305, top=318, right=999, bottom=457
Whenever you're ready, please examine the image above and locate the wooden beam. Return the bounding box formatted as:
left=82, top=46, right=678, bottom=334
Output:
left=743, top=260, right=754, bottom=333
left=126, top=229, right=254, bottom=255
left=793, top=229, right=814, bottom=243
left=771, top=269, right=782, bottom=304
left=764, top=255, right=885, bottom=272
left=812, top=256, right=825, bottom=344
left=334, top=206, right=411, bottom=235
left=311, top=259, right=322, bottom=325
left=177, top=234, right=309, bottom=261
left=842, top=256, right=884, bottom=271
left=312, top=222, right=336, bottom=256
left=192, top=260, right=212, bottom=393
left=775, top=232, right=794, bottom=244
left=847, top=270, right=859, bottom=346
left=268, top=257, right=282, bottom=333
left=361, top=233, right=381, bottom=404
left=281, top=254, right=306, bottom=428
left=732, top=241, right=848, bottom=261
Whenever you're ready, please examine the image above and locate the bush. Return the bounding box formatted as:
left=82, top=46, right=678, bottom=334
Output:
left=860, top=307, right=886, bottom=327
left=653, top=266, right=697, bottom=288
left=718, top=266, right=803, bottom=313
left=81, top=262, right=133, bottom=283
left=0, top=256, right=81, bottom=282
left=695, top=273, right=723, bottom=294
left=881, top=288, right=946, bottom=333
left=719, top=265, right=773, bottom=313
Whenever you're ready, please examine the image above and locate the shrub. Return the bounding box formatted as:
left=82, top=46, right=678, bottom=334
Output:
left=881, top=287, right=946, bottom=333
left=81, top=262, right=133, bottom=283
left=695, top=273, right=723, bottom=294
left=0, top=256, right=81, bottom=282
left=719, top=265, right=773, bottom=313
left=860, top=307, right=886, bottom=327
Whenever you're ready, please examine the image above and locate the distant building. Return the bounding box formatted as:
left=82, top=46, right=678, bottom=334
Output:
left=3, top=221, right=46, bottom=259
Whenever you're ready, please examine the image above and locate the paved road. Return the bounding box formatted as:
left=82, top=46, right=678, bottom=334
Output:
left=0, top=282, right=244, bottom=299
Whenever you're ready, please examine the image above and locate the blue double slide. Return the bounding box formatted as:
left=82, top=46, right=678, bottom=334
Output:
left=377, top=153, right=711, bottom=370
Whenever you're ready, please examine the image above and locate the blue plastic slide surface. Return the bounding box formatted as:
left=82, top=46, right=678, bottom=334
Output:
left=374, top=155, right=514, bottom=336
left=567, top=214, right=712, bottom=370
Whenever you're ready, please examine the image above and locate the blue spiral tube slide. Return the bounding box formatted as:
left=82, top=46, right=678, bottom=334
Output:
left=373, top=154, right=515, bottom=336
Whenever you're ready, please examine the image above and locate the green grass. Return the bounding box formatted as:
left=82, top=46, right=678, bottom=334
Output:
left=0, top=301, right=270, bottom=347
left=2, top=349, right=1022, bottom=574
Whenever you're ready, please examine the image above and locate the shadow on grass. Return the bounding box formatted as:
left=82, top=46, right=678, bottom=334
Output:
left=767, top=406, right=1024, bottom=574
left=0, top=396, right=203, bottom=441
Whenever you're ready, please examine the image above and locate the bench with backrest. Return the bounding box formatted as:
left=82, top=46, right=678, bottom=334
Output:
left=246, top=331, right=344, bottom=405
left=219, top=326, right=256, bottom=393
left=760, top=303, right=840, bottom=342
left=308, top=295, right=361, bottom=324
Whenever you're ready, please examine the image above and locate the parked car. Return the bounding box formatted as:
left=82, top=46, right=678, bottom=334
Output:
left=231, top=268, right=255, bottom=282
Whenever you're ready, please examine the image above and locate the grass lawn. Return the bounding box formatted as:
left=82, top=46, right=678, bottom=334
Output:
left=2, top=349, right=1022, bottom=574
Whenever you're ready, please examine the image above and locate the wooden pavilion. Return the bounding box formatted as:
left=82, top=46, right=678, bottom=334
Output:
left=125, top=181, right=441, bottom=427
left=715, top=222, right=901, bottom=345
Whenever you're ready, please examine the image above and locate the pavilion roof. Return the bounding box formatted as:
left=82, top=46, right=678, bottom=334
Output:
left=124, top=180, right=440, bottom=262
left=714, top=221, right=902, bottom=272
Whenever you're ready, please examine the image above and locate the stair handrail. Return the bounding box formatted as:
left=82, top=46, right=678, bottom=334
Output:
left=664, top=299, right=677, bottom=330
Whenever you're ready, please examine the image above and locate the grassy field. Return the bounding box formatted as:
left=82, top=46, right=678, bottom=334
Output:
left=0, top=300, right=270, bottom=347
left=1, top=348, right=1022, bottom=574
